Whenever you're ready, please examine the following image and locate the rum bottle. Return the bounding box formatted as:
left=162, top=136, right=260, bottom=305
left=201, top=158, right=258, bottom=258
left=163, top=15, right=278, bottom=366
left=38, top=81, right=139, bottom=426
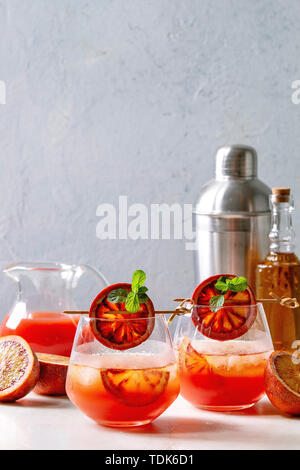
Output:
left=256, top=188, right=300, bottom=351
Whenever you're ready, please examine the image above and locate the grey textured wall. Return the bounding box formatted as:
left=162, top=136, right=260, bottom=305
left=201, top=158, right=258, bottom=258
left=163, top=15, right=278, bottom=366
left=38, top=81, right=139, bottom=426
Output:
left=0, top=0, right=299, bottom=318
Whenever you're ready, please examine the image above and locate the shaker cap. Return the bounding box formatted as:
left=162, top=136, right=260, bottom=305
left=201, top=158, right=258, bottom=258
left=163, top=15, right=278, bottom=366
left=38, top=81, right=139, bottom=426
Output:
left=195, top=144, right=271, bottom=215
left=216, top=145, right=257, bottom=179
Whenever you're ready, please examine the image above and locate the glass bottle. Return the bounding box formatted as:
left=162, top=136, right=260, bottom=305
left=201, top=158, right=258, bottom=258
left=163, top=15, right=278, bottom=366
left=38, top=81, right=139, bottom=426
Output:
left=256, top=188, right=300, bottom=351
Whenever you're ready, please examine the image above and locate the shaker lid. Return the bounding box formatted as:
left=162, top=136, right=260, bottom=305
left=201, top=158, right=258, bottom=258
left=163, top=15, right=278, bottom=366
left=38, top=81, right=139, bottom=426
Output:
left=195, top=144, right=271, bottom=215
left=216, top=145, right=257, bottom=179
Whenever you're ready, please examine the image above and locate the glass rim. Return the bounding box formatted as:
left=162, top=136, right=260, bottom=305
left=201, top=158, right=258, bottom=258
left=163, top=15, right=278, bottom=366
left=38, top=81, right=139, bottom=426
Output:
left=3, top=261, right=76, bottom=273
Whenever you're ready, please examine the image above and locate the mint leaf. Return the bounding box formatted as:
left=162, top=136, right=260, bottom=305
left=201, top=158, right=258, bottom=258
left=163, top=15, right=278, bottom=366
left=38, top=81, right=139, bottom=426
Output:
left=209, top=295, right=225, bottom=312
left=132, top=270, right=146, bottom=293
left=125, top=291, right=140, bottom=313
left=215, top=276, right=230, bottom=293
left=137, top=292, right=149, bottom=303
left=107, top=288, right=128, bottom=303
left=227, top=276, right=247, bottom=292
left=138, top=286, right=148, bottom=294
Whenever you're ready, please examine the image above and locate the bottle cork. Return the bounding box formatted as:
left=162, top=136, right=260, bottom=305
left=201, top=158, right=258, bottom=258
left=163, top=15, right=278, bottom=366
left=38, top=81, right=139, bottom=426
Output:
left=272, top=187, right=291, bottom=202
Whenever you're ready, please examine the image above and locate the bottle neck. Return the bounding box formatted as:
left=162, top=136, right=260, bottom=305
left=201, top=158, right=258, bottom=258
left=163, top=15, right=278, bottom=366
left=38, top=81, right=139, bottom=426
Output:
left=269, top=201, right=295, bottom=254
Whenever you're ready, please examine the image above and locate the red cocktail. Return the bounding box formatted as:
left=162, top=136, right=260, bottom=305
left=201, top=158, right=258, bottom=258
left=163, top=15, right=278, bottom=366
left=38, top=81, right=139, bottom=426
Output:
left=174, top=274, right=273, bottom=411
left=67, top=271, right=180, bottom=427
left=178, top=337, right=271, bottom=410
left=67, top=352, right=179, bottom=426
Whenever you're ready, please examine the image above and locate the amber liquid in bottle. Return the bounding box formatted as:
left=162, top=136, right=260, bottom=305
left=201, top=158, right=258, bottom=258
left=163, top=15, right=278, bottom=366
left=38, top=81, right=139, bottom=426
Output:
left=256, top=189, right=300, bottom=351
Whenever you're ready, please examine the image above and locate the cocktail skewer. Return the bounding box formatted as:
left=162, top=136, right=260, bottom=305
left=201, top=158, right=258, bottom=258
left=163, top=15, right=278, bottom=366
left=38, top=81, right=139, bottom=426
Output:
left=64, top=310, right=183, bottom=315
left=64, top=291, right=299, bottom=324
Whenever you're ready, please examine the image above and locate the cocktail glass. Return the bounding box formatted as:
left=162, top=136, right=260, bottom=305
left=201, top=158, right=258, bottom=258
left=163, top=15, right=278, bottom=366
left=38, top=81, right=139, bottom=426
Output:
left=66, top=314, right=180, bottom=427
left=174, top=303, right=273, bottom=411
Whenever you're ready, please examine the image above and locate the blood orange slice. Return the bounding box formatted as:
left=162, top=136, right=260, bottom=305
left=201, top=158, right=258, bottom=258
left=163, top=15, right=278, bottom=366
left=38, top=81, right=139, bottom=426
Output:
left=191, top=274, right=257, bottom=341
left=89, top=283, right=155, bottom=350
left=0, top=335, right=40, bottom=402
left=179, top=338, right=212, bottom=375
left=264, top=351, right=300, bottom=415
left=101, top=367, right=169, bottom=406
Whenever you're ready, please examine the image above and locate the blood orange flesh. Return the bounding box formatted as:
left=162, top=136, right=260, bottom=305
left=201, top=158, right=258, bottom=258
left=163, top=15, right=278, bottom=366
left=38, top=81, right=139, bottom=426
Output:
left=179, top=338, right=212, bottom=375
left=89, top=283, right=155, bottom=350
left=191, top=274, right=257, bottom=341
left=0, top=335, right=40, bottom=402
left=101, top=367, right=169, bottom=406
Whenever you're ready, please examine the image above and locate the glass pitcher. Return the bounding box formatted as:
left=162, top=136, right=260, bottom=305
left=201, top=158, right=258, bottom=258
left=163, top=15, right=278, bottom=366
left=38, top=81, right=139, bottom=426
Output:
left=0, top=262, right=108, bottom=356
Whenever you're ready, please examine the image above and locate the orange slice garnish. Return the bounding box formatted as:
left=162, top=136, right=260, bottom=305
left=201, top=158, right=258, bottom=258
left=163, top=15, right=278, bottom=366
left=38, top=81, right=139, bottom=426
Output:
left=179, top=338, right=212, bottom=375
left=101, top=367, right=169, bottom=406
left=191, top=274, right=257, bottom=341
left=89, top=283, right=155, bottom=350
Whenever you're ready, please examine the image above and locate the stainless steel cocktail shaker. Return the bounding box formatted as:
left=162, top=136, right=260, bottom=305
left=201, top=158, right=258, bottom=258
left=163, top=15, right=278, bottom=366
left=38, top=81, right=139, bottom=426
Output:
left=194, top=145, right=271, bottom=289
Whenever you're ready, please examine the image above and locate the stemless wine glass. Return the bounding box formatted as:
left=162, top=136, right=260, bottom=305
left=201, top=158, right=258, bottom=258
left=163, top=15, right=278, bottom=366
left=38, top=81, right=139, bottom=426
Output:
left=174, top=303, right=273, bottom=411
left=66, top=314, right=180, bottom=427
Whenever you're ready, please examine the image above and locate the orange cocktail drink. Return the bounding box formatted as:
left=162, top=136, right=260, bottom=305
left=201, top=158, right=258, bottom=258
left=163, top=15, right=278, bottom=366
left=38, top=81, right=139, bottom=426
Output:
left=0, top=312, right=79, bottom=356
left=66, top=270, right=180, bottom=427
left=67, top=352, right=179, bottom=426
left=174, top=274, right=273, bottom=411
left=66, top=270, right=179, bottom=427
left=179, top=338, right=271, bottom=410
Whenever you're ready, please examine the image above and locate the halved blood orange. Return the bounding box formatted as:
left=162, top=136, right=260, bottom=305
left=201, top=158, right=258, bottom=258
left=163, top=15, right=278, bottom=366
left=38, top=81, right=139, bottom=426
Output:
left=0, top=335, right=40, bottom=402
left=101, top=367, right=170, bottom=406
left=89, top=283, right=155, bottom=350
left=34, top=353, right=69, bottom=396
left=264, top=351, right=300, bottom=415
left=191, top=274, right=257, bottom=341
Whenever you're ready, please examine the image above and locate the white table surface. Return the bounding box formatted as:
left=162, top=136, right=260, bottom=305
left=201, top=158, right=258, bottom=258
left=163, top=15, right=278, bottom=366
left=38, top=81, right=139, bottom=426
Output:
left=0, top=393, right=299, bottom=450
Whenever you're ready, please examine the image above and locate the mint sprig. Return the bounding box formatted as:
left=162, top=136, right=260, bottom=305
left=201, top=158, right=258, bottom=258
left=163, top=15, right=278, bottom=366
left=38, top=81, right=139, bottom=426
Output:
left=209, top=276, right=248, bottom=312
left=107, top=270, right=149, bottom=313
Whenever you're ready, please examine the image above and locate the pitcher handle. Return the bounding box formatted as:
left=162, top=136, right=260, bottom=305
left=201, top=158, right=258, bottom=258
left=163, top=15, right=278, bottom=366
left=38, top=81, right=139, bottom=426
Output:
left=76, top=264, right=109, bottom=288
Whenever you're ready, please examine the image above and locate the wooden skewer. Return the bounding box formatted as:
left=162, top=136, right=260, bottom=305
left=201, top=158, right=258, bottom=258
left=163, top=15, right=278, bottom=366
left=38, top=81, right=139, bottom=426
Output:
left=64, top=291, right=299, bottom=325
left=173, top=297, right=284, bottom=304
left=64, top=310, right=177, bottom=315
